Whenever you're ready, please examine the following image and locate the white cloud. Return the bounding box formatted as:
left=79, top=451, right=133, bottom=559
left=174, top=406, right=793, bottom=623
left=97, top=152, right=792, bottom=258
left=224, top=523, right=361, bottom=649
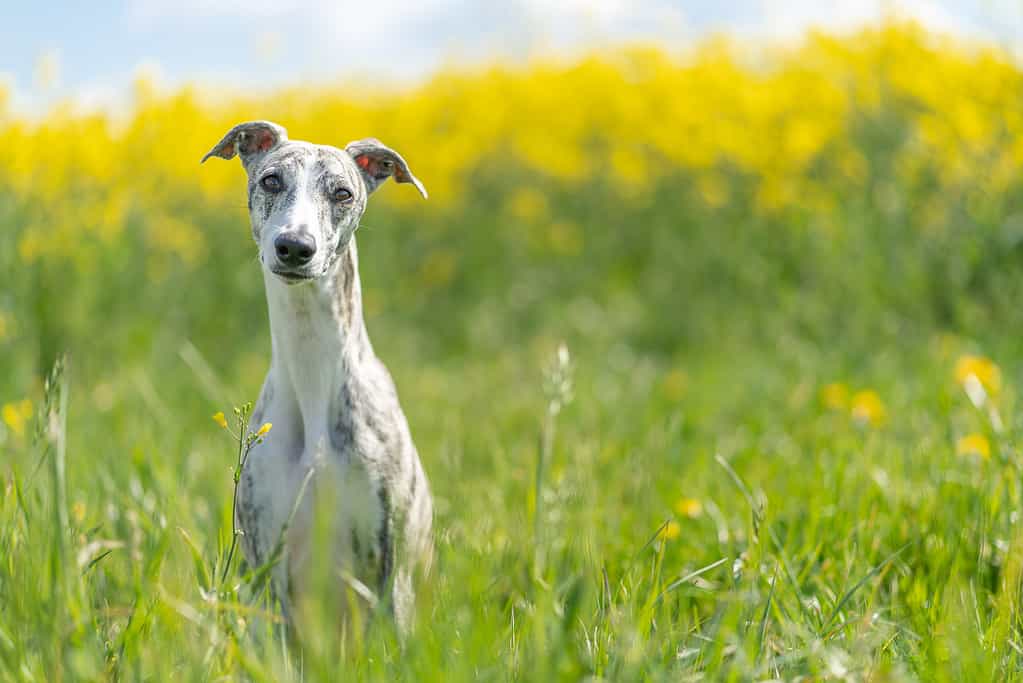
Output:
left=299, top=0, right=690, bottom=81
left=121, top=0, right=1008, bottom=72
left=748, top=0, right=986, bottom=40
left=516, top=0, right=690, bottom=45
left=126, top=0, right=303, bottom=25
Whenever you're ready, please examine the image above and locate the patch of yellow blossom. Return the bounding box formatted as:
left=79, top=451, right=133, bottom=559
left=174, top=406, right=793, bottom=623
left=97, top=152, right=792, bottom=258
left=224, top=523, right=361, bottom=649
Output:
left=674, top=498, right=704, bottom=519
left=954, top=355, right=1001, bottom=395
left=255, top=423, right=272, bottom=438
left=212, top=411, right=228, bottom=429
left=1, top=399, right=33, bottom=438
left=956, top=433, right=991, bottom=459
left=1, top=23, right=1018, bottom=276
left=660, top=521, right=682, bottom=541
left=850, top=390, right=886, bottom=427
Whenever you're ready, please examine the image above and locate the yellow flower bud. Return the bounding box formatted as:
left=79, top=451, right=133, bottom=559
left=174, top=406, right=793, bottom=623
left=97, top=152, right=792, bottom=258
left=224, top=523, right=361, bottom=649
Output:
left=212, top=411, right=228, bottom=429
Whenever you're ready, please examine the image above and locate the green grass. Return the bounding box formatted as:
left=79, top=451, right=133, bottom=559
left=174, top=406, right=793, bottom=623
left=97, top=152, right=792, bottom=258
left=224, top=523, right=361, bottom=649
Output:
left=4, top=137, right=1023, bottom=679
left=7, top=325, right=1022, bottom=681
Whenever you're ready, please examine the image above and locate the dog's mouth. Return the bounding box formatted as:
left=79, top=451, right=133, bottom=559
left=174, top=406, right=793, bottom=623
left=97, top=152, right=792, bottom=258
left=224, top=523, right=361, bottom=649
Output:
left=270, top=269, right=314, bottom=284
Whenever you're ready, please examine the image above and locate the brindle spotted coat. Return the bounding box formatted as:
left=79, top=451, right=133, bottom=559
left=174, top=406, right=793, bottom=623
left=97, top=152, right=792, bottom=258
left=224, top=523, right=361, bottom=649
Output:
left=202, top=121, right=432, bottom=631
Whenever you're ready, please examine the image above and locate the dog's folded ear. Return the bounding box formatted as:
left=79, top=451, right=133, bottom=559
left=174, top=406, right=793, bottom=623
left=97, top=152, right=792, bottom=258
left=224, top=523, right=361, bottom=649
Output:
left=345, top=138, right=427, bottom=199
left=202, top=121, right=287, bottom=169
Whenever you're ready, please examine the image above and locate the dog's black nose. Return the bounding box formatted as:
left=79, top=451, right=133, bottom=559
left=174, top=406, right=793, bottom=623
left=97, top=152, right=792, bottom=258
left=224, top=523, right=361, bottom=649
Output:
left=274, top=233, right=316, bottom=267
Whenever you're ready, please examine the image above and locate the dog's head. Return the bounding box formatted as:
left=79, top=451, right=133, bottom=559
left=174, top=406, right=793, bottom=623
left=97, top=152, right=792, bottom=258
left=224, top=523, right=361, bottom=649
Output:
left=202, top=120, right=426, bottom=284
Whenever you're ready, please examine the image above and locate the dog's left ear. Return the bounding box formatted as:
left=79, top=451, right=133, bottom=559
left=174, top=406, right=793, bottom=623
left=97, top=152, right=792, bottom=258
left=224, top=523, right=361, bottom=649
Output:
left=201, top=120, right=288, bottom=170
left=345, top=138, right=427, bottom=199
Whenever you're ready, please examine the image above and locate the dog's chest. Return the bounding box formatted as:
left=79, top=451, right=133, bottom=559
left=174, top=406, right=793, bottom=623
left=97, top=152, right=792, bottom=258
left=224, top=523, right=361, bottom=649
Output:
left=235, top=377, right=388, bottom=594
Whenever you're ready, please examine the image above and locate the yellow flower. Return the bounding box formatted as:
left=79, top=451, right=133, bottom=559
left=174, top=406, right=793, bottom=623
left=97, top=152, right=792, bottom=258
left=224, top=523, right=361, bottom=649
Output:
left=850, top=390, right=886, bottom=427
left=660, top=521, right=681, bottom=541
left=212, top=411, right=228, bottom=429
left=256, top=422, right=273, bottom=438
left=2, top=404, right=23, bottom=438
left=955, top=355, right=1001, bottom=395
left=2, top=399, right=32, bottom=438
left=956, top=433, right=991, bottom=459
left=674, top=498, right=703, bottom=518
left=821, top=382, right=849, bottom=410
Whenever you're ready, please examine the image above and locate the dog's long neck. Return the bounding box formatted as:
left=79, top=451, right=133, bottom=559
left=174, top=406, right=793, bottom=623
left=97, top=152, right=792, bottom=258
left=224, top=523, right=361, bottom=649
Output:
left=263, top=240, right=371, bottom=437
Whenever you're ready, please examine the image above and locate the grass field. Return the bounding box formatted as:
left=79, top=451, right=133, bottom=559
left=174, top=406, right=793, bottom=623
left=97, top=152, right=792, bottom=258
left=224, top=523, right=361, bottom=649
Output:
left=3, top=22, right=1023, bottom=680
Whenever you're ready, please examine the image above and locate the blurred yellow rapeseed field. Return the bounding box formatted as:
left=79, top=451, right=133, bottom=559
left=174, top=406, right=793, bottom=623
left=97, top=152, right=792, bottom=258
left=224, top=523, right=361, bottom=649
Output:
left=0, top=22, right=1019, bottom=274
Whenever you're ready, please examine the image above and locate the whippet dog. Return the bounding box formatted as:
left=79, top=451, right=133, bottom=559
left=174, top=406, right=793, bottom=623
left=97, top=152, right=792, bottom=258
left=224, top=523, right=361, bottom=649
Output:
left=202, top=121, right=433, bottom=631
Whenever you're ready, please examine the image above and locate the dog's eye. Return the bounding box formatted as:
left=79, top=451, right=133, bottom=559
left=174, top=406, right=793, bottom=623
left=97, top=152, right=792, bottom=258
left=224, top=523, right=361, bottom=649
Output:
left=332, top=187, right=353, bottom=202
left=260, top=174, right=284, bottom=193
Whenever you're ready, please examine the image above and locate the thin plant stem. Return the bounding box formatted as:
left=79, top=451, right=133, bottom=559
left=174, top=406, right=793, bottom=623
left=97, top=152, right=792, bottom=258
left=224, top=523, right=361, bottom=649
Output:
left=221, top=407, right=252, bottom=585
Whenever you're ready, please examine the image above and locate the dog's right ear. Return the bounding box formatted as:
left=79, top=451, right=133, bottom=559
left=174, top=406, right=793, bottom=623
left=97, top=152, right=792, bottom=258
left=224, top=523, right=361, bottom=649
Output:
left=201, top=121, right=287, bottom=170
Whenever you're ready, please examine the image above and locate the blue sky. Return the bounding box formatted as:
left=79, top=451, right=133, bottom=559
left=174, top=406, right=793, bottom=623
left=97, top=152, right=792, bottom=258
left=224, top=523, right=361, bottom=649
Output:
left=3, top=0, right=1020, bottom=113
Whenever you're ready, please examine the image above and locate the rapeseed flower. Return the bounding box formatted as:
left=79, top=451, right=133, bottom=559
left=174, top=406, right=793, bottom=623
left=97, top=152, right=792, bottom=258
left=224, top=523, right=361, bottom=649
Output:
left=956, top=433, right=991, bottom=459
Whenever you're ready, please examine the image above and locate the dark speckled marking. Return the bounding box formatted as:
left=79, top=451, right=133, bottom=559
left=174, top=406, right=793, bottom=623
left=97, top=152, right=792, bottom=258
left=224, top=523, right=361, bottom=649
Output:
left=351, top=528, right=361, bottom=559
left=330, top=386, right=356, bottom=457
left=326, top=248, right=357, bottom=324
left=239, top=469, right=264, bottom=567
left=288, top=430, right=305, bottom=464
left=251, top=380, right=273, bottom=427
left=261, top=193, right=274, bottom=224
left=360, top=405, right=390, bottom=453
left=338, top=251, right=356, bottom=322
left=377, top=487, right=393, bottom=593
left=247, top=146, right=318, bottom=227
